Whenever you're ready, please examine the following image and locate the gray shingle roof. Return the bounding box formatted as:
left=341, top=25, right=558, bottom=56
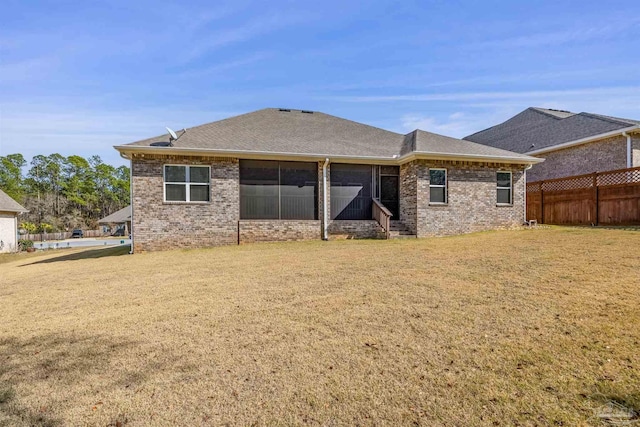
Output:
left=126, top=108, right=405, bottom=158
left=530, top=108, right=575, bottom=119
left=118, top=108, right=539, bottom=163
left=98, top=205, right=131, bottom=224
left=464, top=107, right=639, bottom=153
left=0, top=189, right=27, bottom=213
left=410, top=129, right=529, bottom=158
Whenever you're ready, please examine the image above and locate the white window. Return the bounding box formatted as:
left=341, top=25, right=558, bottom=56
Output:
left=497, top=171, right=512, bottom=205
left=164, top=165, right=210, bottom=202
left=429, top=168, right=447, bottom=204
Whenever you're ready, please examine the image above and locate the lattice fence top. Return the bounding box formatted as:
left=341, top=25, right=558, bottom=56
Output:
left=542, top=175, right=593, bottom=192
left=597, top=168, right=640, bottom=186
left=527, top=167, right=640, bottom=193
left=526, top=182, right=541, bottom=193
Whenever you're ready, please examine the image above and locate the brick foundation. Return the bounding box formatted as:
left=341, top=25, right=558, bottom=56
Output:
left=328, top=220, right=385, bottom=239
left=239, top=220, right=321, bottom=243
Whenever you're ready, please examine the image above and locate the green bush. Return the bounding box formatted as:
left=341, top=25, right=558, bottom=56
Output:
left=18, top=239, right=34, bottom=251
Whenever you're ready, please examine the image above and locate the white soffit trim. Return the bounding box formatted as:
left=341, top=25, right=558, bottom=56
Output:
left=115, top=145, right=541, bottom=165
left=526, top=125, right=639, bottom=155
left=398, top=152, right=543, bottom=165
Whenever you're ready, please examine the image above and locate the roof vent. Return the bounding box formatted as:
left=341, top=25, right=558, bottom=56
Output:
left=151, top=141, right=173, bottom=147
left=301, top=110, right=313, bottom=114
left=278, top=108, right=291, bottom=112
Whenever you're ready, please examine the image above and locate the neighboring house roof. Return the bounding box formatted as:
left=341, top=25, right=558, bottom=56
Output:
left=464, top=107, right=639, bottom=154
left=402, top=129, right=529, bottom=159
left=0, top=189, right=27, bottom=213
left=116, top=108, right=541, bottom=165
left=98, top=205, right=131, bottom=224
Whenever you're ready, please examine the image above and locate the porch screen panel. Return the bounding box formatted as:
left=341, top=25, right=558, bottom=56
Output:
left=240, top=160, right=279, bottom=219
left=280, top=162, right=318, bottom=220
left=330, top=164, right=372, bottom=220
left=240, top=160, right=318, bottom=220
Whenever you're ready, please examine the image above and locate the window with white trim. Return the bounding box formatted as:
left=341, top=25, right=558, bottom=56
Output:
left=429, top=168, right=447, bottom=204
left=164, top=165, right=210, bottom=202
left=497, top=171, right=512, bottom=204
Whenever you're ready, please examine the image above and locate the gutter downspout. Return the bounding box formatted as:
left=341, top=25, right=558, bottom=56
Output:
left=129, top=158, right=133, bottom=254
left=121, top=152, right=134, bottom=254
left=322, top=158, right=330, bottom=240
left=623, top=131, right=632, bottom=168
left=524, top=164, right=533, bottom=224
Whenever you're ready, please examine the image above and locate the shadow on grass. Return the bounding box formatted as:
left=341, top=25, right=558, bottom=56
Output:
left=0, top=333, right=143, bottom=426
left=594, top=225, right=640, bottom=231
left=21, top=245, right=130, bottom=266
left=565, top=225, right=640, bottom=232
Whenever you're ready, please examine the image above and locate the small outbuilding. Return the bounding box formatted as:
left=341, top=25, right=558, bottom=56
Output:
left=98, top=205, right=132, bottom=237
left=0, top=189, right=28, bottom=253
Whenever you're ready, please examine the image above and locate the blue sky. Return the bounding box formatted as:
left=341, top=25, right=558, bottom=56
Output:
left=1, top=0, right=639, bottom=166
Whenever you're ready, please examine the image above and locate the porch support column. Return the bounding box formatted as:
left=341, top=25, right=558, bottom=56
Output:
left=322, top=158, right=330, bottom=240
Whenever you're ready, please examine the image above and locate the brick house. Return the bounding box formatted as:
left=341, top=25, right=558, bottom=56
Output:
left=0, top=189, right=27, bottom=253
left=114, top=108, right=541, bottom=252
left=464, top=107, right=640, bottom=182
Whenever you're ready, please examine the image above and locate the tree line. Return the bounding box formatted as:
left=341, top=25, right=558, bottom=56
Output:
left=0, top=154, right=130, bottom=232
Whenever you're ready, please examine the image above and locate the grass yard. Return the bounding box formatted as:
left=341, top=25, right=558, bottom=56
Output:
left=1, top=227, right=639, bottom=426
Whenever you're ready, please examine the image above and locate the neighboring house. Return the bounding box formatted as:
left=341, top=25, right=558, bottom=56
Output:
left=0, top=189, right=28, bottom=253
left=98, top=205, right=132, bottom=236
left=464, top=107, right=640, bottom=182
left=114, top=108, right=541, bottom=252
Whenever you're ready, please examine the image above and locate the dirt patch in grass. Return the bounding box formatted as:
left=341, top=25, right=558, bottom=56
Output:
left=1, top=227, right=639, bottom=426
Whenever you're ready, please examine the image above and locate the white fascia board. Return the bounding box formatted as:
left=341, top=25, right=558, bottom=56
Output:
left=114, top=145, right=400, bottom=164
left=115, top=145, right=541, bottom=166
left=398, top=151, right=543, bottom=165
left=525, top=125, right=639, bottom=155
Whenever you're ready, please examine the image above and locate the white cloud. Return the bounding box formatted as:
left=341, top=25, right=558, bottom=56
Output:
left=177, top=52, right=271, bottom=78
left=400, top=110, right=516, bottom=139
left=328, top=86, right=640, bottom=103
left=181, top=13, right=308, bottom=64
left=475, top=19, right=640, bottom=49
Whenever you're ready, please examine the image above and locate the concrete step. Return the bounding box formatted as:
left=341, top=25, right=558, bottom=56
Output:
left=387, top=221, right=415, bottom=238
left=388, top=225, right=408, bottom=230
left=389, top=233, right=417, bottom=239
left=389, top=222, right=409, bottom=232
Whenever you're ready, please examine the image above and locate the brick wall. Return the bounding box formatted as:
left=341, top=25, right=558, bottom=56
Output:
left=239, top=220, right=320, bottom=243
left=528, top=136, right=628, bottom=181
left=399, top=162, right=418, bottom=235
left=131, top=155, right=239, bottom=252
left=633, top=135, right=640, bottom=168
left=131, top=155, right=526, bottom=250
left=328, top=220, right=385, bottom=239
left=401, top=160, right=525, bottom=237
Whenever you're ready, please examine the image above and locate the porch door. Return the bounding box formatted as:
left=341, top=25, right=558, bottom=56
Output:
left=380, top=175, right=399, bottom=219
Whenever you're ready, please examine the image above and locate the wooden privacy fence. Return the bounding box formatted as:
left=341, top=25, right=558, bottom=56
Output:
left=526, top=166, right=640, bottom=225
left=23, top=229, right=104, bottom=242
